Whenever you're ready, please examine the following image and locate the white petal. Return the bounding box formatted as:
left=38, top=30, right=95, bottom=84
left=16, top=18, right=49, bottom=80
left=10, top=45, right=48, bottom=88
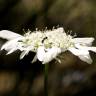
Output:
left=7, top=48, right=17, bottom=55
left=37, top=46, right=45, bottom=62
left=78, top=54, right=92, bottom=64
left=68, top=47, right=89, bottom=56
left=55, top=57, right=61, bottom=63
left=37, top=46, right=61, bottom=64
left=31, top=54, right=38, bottom=63
left=68, top=47, right=92, bottom=64
left=89, top=47, right=96, bottom=53
left=20, top=50, right=29, bottom=59
left=1, top=41, right=17, bottom=51
left=0, top=30, right=23, bottom=40
left=1, top=37, right=22, bottom=51
left=73, top=38, right=94, bottom=46
left=75, top=44, right=96, bottom=53
left=47, top=47, right=61, bottom=58
left=83, top=47, right=96, bottom=53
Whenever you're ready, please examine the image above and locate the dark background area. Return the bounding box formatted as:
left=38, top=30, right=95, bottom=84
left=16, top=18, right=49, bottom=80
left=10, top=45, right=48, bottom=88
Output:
left=0, top=0, right=96, bottom=96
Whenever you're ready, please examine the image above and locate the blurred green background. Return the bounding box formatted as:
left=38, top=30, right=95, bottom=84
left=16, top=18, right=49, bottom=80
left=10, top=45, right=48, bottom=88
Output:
left=0, top=0, right=96, bottom=96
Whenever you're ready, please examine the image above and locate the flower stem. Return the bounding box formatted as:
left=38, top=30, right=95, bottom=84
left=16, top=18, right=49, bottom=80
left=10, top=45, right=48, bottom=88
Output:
left=44, top=64, right=48, bottom=96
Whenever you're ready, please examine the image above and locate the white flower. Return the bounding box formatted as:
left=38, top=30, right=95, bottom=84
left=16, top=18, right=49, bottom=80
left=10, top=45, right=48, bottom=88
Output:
left=0, top=28, right=96, bottom=64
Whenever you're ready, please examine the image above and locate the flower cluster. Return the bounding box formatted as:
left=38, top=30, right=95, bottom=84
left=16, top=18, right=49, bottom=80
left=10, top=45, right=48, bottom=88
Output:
left=0, top=28, right=96, bottom=64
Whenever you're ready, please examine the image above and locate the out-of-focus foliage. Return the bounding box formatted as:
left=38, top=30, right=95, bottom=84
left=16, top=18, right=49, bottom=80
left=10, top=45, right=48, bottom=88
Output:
left=0, top=0, right=96, bottom=36
left=0, top=0, right=96, bottom=96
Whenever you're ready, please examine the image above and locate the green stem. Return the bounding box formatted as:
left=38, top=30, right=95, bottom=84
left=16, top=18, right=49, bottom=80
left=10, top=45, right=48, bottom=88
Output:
left=44, top=64, right=48, bottom=96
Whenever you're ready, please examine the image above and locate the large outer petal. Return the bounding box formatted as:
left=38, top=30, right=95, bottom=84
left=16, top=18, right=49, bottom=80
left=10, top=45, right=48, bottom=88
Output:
left=37, top=46, right=61, bottom=64
left=68, top=47, right=92, bottom=64
left=78, top=54, right=92, bottom=64
left=75, top=44, right=96, bottom=53
left=0, top=30, right=23, bottom=40
left=37, top=46, right=45, bottom=62
left=1, top=37, right=23, bottom=51
left=73, top=38, right=94, bottom=46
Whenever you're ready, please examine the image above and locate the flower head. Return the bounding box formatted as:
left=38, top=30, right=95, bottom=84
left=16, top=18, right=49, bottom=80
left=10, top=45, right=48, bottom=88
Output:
left=0, top=28, right=96, bottom=64
left=44, top=28, right=74, bottom=50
